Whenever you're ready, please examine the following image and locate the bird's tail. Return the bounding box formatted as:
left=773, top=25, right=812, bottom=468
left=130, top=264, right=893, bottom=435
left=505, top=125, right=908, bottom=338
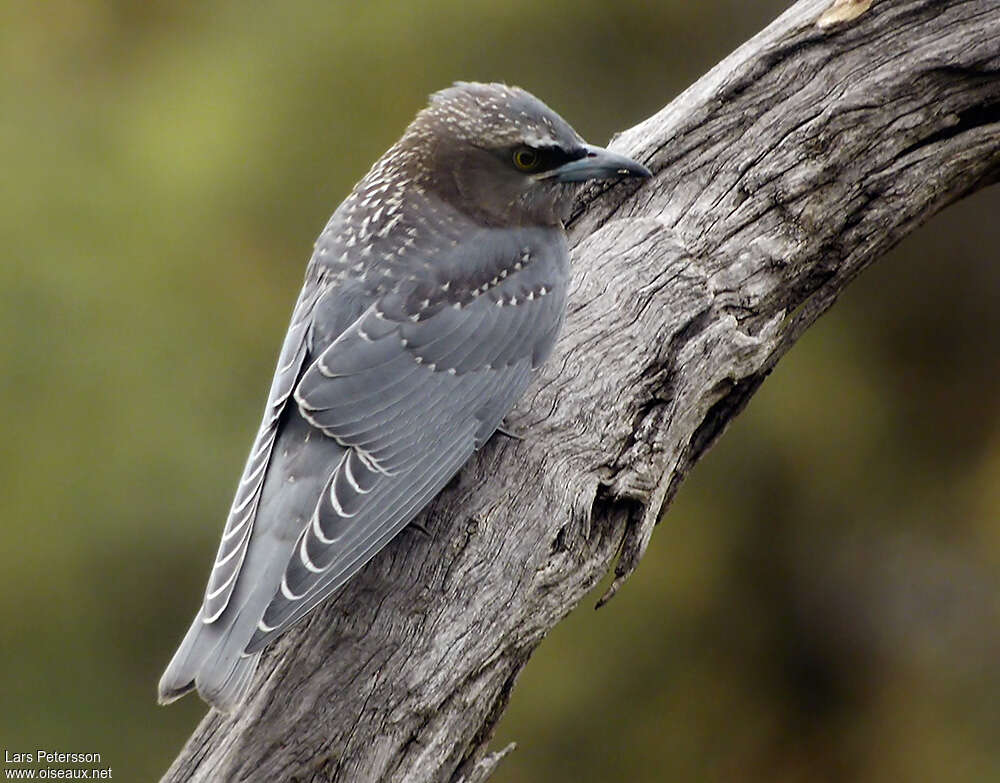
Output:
left=157, top=608, right=261, bottom=714
left=159, top=410, right=332, bottom=712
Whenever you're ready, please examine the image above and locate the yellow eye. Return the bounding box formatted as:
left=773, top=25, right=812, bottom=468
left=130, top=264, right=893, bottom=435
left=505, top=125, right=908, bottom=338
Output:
left=512, top=147, right=540, bottom=171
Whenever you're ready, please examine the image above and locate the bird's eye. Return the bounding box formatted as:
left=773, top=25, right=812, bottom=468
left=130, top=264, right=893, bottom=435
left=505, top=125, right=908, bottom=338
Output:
left=512, top=147, right=540, bottom=172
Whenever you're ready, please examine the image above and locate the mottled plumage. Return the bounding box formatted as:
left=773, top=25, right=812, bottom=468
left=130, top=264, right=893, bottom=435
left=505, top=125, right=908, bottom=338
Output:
left=158, top=82, right=650, bottom=712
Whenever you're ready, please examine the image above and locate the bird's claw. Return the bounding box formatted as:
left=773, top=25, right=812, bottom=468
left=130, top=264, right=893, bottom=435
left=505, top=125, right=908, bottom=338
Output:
left=495, top=422, right=525, bottom=441
left=407, top=520, right=432, bottom=539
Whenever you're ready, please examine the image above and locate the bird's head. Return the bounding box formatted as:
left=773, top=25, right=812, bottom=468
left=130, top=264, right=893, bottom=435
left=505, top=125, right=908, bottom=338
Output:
left=402, top=82, right=651, bottom=227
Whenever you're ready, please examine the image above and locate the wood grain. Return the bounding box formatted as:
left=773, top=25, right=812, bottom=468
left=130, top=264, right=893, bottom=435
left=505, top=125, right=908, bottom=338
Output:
left=162, top=2, right=1000, bottom=780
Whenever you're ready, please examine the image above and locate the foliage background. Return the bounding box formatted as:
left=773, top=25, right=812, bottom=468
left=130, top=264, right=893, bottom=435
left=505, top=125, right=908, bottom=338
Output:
left=3, top=1, right=998, bottom=780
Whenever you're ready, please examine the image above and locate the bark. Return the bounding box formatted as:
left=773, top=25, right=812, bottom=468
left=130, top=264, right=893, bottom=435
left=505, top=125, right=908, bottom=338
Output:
left=162, top=1, right=1000, bottom=780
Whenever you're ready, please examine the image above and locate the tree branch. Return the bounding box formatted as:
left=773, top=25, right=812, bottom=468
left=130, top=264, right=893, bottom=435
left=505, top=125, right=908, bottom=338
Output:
left=162, top=1, right=1000, bottom=780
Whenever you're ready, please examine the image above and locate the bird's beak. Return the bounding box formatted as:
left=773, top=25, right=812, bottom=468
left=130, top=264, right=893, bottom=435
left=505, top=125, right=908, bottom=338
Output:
left=547, top=144, right=652, bottom=183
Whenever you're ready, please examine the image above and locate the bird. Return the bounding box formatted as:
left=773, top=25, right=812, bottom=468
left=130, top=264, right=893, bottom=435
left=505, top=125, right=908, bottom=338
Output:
left=158, top=81, right=651, bottom=713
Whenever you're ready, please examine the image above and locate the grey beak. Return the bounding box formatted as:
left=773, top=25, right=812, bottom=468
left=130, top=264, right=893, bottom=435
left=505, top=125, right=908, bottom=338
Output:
left=550, top=144, right=652, bottom=183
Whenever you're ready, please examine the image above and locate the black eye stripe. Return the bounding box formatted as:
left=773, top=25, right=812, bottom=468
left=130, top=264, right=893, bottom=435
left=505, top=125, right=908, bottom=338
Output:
left=506, top=144, right=587, bottom=173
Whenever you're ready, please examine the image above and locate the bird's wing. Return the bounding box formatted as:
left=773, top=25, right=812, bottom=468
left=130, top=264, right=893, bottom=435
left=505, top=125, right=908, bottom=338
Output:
left=245, top=231, right=566, bottom=651
left=201, top=267, right=326, bottom=623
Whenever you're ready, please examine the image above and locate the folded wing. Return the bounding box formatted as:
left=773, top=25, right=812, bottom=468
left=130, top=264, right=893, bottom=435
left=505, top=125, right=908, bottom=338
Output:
left=245, top=234, right=566, bottom=651
left=201, top=269, right=325, bottom=623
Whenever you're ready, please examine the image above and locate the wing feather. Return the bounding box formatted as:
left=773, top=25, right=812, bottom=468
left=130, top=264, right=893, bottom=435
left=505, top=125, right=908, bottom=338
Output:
left=398, top=303, right=491, bottom=366
left=246, top=403, right=484, bottom=651
left=245, top=228, right=568, bottom=652
left=201, top=269, right=325, bottom=623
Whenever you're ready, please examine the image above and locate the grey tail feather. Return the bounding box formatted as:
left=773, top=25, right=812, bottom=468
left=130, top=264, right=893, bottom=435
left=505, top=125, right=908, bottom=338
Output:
left=196, top=649, right=260, bottom=714
left=157, top=610, right=262, bottom=714
left=158, top=612, right=210, bottom=706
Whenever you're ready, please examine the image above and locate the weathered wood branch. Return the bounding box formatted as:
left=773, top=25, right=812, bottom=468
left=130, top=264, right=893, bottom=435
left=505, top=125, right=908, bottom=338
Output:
left=163, top=1, right=1000, bottom=780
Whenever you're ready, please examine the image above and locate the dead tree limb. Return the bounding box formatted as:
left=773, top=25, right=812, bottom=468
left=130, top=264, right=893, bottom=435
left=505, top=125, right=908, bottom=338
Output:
left=162, top=1, right=1000, bottom=780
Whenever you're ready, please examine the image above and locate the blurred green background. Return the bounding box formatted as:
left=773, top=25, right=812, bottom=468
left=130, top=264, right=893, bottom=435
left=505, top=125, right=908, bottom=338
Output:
left=3, top=1, right=998, bottom=781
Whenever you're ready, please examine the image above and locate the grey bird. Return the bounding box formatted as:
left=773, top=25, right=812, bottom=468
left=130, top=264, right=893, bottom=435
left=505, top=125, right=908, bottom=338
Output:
left=158, top=82, right=650, bottom=712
